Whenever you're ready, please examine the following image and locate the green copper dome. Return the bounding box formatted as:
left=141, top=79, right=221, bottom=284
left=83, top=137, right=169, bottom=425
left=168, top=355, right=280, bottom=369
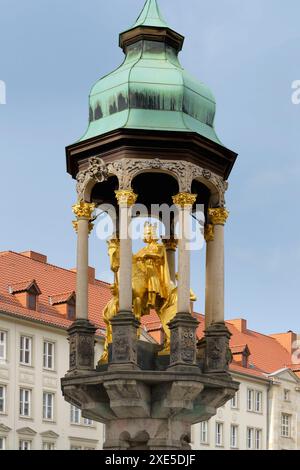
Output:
left=79, top=0, right=221, bottom=145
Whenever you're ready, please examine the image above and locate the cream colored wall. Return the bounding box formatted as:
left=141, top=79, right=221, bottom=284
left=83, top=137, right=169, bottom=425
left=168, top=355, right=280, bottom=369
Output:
left=268, top=371, right=300, bottom=450
left=191, top=374, right=268, bottom=450
left=0, top=314, right=104, bottom=450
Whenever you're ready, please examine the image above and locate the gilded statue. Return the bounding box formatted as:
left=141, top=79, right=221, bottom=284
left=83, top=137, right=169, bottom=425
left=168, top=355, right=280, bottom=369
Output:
left=99, top=223, right=196, bottom=363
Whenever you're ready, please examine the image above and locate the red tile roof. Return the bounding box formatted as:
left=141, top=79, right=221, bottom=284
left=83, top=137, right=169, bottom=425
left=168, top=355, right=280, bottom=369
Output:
left=0, top=250, right=298, bottom=379
left=0, top=251, right=109, bottom=330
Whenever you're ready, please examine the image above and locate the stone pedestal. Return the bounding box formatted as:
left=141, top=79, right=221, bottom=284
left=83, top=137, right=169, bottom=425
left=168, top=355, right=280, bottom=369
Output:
left=168, top=313, right=199, bottom=371
left=204, top=322, right=232, bottom=376
left=68, top=319, right=96, bottom=373
left=109, top=311, right=140, bottom=371
left=62, top=368, right=238, bottom=450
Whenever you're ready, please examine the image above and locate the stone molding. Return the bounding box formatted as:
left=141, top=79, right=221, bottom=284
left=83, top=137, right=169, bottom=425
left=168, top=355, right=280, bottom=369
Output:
left=76, top=157, right=228, bottom=207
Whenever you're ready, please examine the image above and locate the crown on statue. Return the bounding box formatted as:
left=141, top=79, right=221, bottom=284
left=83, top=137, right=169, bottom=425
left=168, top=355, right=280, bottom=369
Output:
left=143, top=222, right=159, bottom=243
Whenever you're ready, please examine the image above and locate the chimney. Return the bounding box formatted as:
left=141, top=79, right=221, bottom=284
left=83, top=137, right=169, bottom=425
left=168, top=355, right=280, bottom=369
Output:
left=71, top=267, right=95, bottom=284
left=88, top=267, right=95, bottom=285
left=270, top=331, right=297, bottom=355
left=228, top=318, right=247, bottom=333
left=21, top=251, right=47, bottom=263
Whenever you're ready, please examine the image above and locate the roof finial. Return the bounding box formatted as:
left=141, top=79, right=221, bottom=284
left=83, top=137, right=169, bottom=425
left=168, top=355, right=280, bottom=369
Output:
left=132, top=0, right=168, bottom=29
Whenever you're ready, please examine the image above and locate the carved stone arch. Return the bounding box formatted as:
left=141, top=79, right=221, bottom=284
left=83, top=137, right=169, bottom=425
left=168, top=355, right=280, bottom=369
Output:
left=107, top=158, right=183, bottom=192
left=190, top=169, right=228, bottom=208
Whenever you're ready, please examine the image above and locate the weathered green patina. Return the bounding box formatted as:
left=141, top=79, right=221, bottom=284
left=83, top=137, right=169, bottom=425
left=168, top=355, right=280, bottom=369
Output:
left=79, top=0, right=221, bottom=145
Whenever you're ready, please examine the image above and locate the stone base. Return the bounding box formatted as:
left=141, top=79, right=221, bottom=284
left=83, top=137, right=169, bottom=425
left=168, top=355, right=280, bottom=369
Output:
left=67, top=319, right=96, bottom=373
left=61, top=369, right=239, bottom=450
left=104, top=418, right=192, bottom=450
left=203, top=322, right=232, bottom=375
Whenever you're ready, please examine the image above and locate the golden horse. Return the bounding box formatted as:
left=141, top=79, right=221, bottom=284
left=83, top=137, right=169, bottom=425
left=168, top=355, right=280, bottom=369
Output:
left=99, top=224, right=195, bottom=363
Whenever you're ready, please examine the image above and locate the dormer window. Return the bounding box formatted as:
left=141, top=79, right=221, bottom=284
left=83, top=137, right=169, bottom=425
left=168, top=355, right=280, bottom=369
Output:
left=231, top=344, right=251, bottom=368
left=49, top=291, right=76, bottom=319
left=8, top=280, right=41, bottom=311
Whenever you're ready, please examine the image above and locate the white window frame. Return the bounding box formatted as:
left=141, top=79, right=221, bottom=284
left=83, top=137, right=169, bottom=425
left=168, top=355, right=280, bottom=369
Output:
left=0, top=385, right=6, bottom=414
left=0, top=436, right=6, bottom=450
left=255, top=391, right=263, bottom=413
left=70, top=405, right=81, bottom=425
left=43, top=392, right=54, bottom=421
left=255, top=429, right=262, bottom=450
left=200, top=421, right=208, bottom=444
left=247, top=427, right=254, bottom=449
left=215, top=422, right=223, bottom=447
left=247, top=388, right=254, bottom=411
left=230, top=424, right=238, bottom=449
left=20, top=336, right=32, bottom=366
left=83, top=417, right=93, bottom=426
left=281, top=413, right=291, bottom=438
left=19, top=439, right=31, bottom=450
left=43, top=341, right=55, bottom=370
left=19, top=388, right=31, bottom=418
left=231, top=392, right=239, bottom=409
left=42, top=441, right=55, bottom=450
left=0, top=331, right=7, bottom=363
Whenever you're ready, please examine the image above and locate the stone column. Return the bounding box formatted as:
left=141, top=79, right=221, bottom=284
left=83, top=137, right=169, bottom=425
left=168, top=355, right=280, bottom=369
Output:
left=205, top=207, right=229, bottom=326
left=68, top=201, right=96, bottom=373
left=172, top=193, right=197, bottom=313
left=72, top=201, right=95, bottom=320
left=110, top=190, right=139, bottom=370
left=115, top=190, right=137, bottom=312
left=168, top=193, right=199, bottom=371
left=162, top=237, right=178, bottom=284
left=203, top=207, right=232, bottom=376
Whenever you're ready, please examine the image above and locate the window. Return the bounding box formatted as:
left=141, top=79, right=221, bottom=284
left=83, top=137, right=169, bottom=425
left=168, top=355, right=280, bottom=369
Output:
left=231, top=392, right=238, bottom=409
left=0, top=385, right=6, bottom=414
left=200, top=421, right=208, bottom=444
left=0, top=437, right=6, bottom=450
left=247, top=427, right=262, bottom=449
left=70, top=405, right=81, bottom=424
left=255, top=391, right=262, bottom=413
left=27, top=293, right=37, bottom=310
left=19, top=440, right=31, bottom=450
left=284, top=389, right=290, bottom=402
left=230, top=425, right=238, bottom=449
left=43, top=392, right=54, bottom=421
left=42, top=442, right=55, bottom=450
left=19, top=388, right=31, bottom=417
left=67, top=304, right=76, bottom=321
left=247, top=389, right=262, bottom=413
left=20, top=336, right=32, bottom=366
left=0, top=331, right=7, bottom=362
left=43, top=342, right=54, bottom=370
left=70, top=445, right=95, bottom=451
left=215, top=422, right=223, bottom=447
left=83, top=417, right=93, bottom=426
left=247, top=389, right=254, bottom=411
left=281, top=414, right=291, bottom=438
left=255, top=429, right=262, bottom=450
left=247, top=427, right=254, bottom=449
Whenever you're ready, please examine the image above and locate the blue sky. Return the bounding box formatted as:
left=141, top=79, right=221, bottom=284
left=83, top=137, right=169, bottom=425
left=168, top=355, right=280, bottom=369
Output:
left=0, top=0, right=299, bottom=334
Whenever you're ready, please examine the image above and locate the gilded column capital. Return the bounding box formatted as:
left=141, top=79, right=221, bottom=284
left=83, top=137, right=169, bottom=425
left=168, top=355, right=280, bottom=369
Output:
left=172, top=192, right=197, bottom=209
left=208, top=207, right=229, bottom=226
left=204, top=224, right=214, bottom=242
left=72, top=201, right=95, bottom=219
left=115, top=189, right=138, bottom=207
left=162, top=237, right=178, bottom=251
left=72, top=201, right=95, bottom=234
